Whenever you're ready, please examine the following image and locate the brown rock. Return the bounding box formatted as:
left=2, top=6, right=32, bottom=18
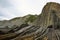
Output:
left=34, top=2, right=60, bottom=28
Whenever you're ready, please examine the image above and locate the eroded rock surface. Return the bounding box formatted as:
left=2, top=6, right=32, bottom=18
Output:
left=0, top=2, right=60, bottom=40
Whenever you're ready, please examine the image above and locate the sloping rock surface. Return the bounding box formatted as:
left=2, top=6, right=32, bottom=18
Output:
left=0, top=2, right=60, bottom=40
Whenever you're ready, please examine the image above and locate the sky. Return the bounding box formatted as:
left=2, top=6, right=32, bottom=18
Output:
left=0, top=0, right=60, bottom=20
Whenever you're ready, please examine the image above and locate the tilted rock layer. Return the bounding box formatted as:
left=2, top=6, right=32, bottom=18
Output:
left=34, top=2, right=60, bottom=28
left=0, top=2, right=60, bottom=40
left=17, top=2, right=60, bottom=40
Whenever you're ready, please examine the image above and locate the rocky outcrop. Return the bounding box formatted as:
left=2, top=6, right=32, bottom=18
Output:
left=0, top=14, right=37, bottom=33
left=33, top=2, right=60, bottom=28
left=13, top=2, right=60, bottom=40
left=0, top=14, right=37, bottom=28
left=0, top=2, right=60, bottom=40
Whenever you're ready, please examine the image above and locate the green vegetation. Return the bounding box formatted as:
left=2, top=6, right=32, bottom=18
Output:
left=25, top=15, right=37, bottom=23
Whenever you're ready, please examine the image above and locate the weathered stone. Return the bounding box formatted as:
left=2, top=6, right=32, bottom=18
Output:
left=0, top=2, right=60, bottom=40
left=33, top=2, right=60, bottom=28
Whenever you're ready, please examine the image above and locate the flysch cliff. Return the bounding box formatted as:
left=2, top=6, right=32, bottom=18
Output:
left=0, top=14, right=37, bottom=33
left=0, top=2, right=60, bottom=40
left=33, top=2, right=60, bottom=28
left=13, top=2, right=60, bottom=40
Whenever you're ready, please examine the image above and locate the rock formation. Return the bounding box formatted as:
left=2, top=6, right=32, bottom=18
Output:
left=33, top=2, right=60, bottom=28
left=0, top=14, right=37, bottom=33
left=0, top=2, right=60, bottom=40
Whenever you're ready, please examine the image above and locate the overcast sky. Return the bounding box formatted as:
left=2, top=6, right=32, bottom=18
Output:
left=0, top=0, right=60, bottom=20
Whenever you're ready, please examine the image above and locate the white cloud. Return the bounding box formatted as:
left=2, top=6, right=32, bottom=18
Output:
left=0, top=16, right=9, bottom=20
left=8, top=0, right=46, bottom=16
left=0, top=0, right=60, bottom=20
left=0, top=6, right=16, bottom=19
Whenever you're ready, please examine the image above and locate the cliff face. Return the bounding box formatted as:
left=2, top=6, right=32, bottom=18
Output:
left=0, top=15, right=37, bottom=28
left=18, top=2, right=60, bottom=40
left=34, top=2, right=60, bottom=28
left=0, top=2, right=60, bottom=40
